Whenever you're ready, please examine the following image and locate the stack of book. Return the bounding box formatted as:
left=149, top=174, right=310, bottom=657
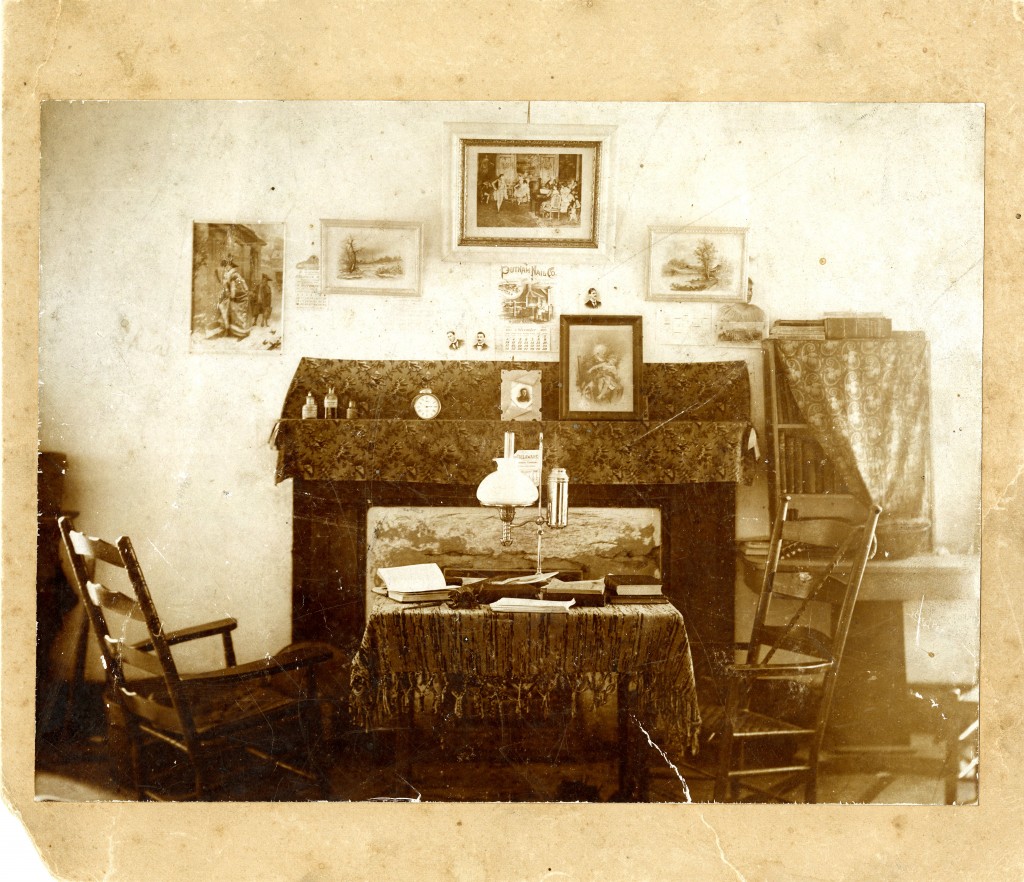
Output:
left=376, top=563, right=452, bottom=603
left=770, top=319, right=825, bottom=339
left=604, top=574, right=669, bottom=605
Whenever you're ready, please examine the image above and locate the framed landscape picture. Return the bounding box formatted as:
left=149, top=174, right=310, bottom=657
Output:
left=321, top=220, right=422, bottom=296
left=559, top=315, right=643, bottom=420
left=647, top=226, right=748, bottom=302
left=445, top=123, right=615, bottom=261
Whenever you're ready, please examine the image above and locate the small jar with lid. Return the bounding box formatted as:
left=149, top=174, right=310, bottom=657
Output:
left=301, top=392, right=317, bottom=420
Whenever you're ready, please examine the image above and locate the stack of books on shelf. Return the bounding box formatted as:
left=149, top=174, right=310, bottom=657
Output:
left=777, top=434, right=847, bottom=495
left=770, top=319, right=825, bottom=339
left=604, top=574, right=669, bottom=605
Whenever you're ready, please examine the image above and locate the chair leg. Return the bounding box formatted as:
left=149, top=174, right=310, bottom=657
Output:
left=713, top=730, right=734, bottom=802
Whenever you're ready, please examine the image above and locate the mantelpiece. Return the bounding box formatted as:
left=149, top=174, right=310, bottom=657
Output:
left=272, top=358, right=755, bottom=693
left=273, top=418, right=753, bottom=486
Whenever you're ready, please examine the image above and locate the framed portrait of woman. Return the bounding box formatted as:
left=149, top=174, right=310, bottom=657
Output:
left=559, top=315, right=643, bottom=420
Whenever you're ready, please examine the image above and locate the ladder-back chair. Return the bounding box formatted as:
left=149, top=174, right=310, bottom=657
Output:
left=678, top=497, right=881, bottom=802
left=57, top=516, right=335, bottom=800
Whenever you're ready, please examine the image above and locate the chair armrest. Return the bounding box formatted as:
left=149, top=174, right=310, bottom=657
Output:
left=180, top=643, right=334, bottom=687
left=726, top=660, right=832, bottom=679
left=132, top=618, right=238, bottom=651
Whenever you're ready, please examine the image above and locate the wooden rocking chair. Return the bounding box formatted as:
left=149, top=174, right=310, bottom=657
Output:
left=58, top=516, right=336, bottom=800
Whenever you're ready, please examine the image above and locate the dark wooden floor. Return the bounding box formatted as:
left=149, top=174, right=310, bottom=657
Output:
left=36, top=706, right=968, bottom=804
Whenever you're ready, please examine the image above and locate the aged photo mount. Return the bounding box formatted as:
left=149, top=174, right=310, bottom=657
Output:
left=444, top=122, right=616, bottom=261
left=500, top=368, right=542, bottom=421
left=321, top=220, right=422, bottom=297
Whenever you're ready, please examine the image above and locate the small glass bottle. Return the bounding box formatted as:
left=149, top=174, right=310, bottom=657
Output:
left=346, top=399, right=358, bottom=419
left=301, top=392, right=317, bottom=420
left=324, top=387, right=339, bottom=419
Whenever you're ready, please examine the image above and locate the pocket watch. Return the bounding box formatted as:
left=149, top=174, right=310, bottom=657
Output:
left=412, top=388, right=441, bottom=420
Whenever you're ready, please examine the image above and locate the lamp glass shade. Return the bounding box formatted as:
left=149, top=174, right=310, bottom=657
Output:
left=476, top=457, right=539, bottom=508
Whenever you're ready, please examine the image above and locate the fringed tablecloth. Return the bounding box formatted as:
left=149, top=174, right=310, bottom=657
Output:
left=350, top=597, right=701, bottom=755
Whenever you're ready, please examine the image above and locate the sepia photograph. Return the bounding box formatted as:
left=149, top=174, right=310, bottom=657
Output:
left=34, top=101, right=981, bottom=815
left=8, top=1, right=1024, bottom=879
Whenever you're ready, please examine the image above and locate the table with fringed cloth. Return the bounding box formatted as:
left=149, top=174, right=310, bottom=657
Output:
left=350, top=596, right=701, bottom=790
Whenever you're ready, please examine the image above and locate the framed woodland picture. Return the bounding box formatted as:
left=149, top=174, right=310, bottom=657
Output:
left=559, top=315, right=643, bottom=420
left=321, top=220, right=422, bottom=297
left=445, top=123, right=615, bottom=261
left=647, top=226, right=748, bottom=302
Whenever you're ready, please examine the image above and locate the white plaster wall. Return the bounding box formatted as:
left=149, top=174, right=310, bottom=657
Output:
left=39, top=101, right=982, bottom=669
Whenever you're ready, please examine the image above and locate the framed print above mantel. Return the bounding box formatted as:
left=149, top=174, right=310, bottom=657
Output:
left=321, top=220, right=422, bottom=297
left=559, top=314, right=643, bottom=420
left=444, top=123, right=616, bottom=262
left=647, top=226, right=748, bottom=302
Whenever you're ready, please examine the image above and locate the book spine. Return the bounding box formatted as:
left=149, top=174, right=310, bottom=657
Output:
left=805, top=438, right=818, bottom=495
left=794, top=437, right=804, bottom=493
left=824, top=317, right=892, bottom=339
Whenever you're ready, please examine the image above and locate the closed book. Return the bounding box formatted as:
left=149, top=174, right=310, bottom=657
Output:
left=770, top=319, right=826, bottom=340
left=542, top=578, right=606, bottom=607
left=608, top=595, right=671, bottom=605
left=605, top=574, right=663, bottom=596
left=823, top=316, right=892, bottom=338
left=387, top=588, right=451, bottom=603
left=613, top=584, right=662, bottom=596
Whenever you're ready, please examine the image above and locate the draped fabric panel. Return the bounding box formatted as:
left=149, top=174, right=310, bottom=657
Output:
left=774, top=333, right=930, bottom=523
left=350, top=598, right=701, bottom=755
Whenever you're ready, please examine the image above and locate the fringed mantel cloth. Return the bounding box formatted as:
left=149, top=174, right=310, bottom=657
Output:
left=350, top=597, right=702, bottom=756
left=273, top=418, right=755, bottom=486
left=272, top=357, right=755, bottom=488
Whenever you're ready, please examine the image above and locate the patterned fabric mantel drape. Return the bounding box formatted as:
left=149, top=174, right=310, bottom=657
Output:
left=774, top=333, right=930, bottom=522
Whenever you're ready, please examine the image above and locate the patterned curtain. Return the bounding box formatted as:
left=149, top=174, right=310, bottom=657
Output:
left=774, top=333, right=930, bottom=523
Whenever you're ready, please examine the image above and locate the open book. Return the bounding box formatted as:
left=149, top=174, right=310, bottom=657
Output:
left=376, top=563, right=451, bottom=602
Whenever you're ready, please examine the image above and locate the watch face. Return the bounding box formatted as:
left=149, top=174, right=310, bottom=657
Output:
left=413, top=391, right=441, bottom=420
